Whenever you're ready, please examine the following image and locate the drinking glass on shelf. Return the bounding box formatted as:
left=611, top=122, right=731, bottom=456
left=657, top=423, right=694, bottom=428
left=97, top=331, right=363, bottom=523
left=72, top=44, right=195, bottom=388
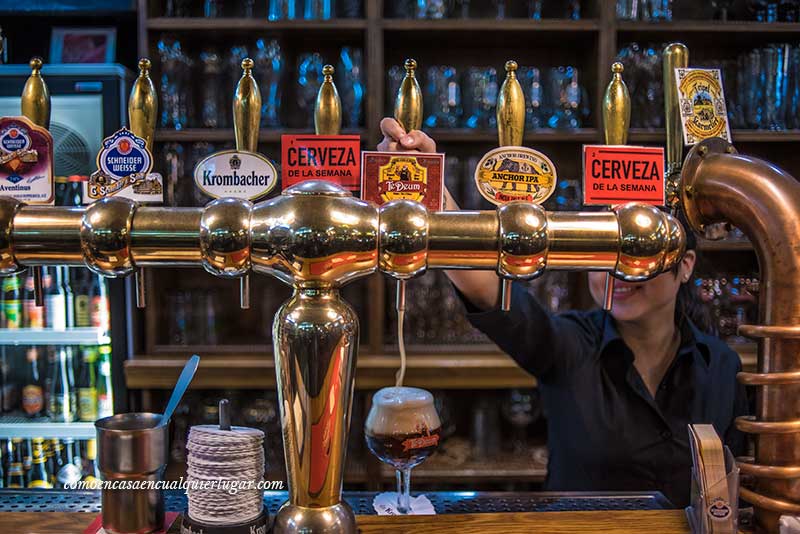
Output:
left=424, top=66, right=461, bottom=129
left=337, top=47, right=365, bottom=128
left=748, top=0, right=778, bottom=21
left=616, top=0, right=639, bottom=19
left=463, top=67, right=498, bottom=130
left=710, top=0, right=735, bottom=21
left=157, top=36, right=193, bottom=130
left=566, top=0, right=581, bottom=19
left=304, top=0, right=335, bottom=20
left=296, top=53, right=325, bottom=128
left=779, top=0, right=799, bottom=21
left=204, top=0, right=222, bottom=17
left=493, top=0, right=507, bottom=20
left=365, top=387, right=441, bottom=514
left=641, top=0, right=672, bottom=21
left=528, top=0, right=543, bottom=19
left=268, top=0, right=298, bottom=20
left=165, top=0, right=190, bottom=16
left=455, top=0, right=470, bottom=18
left=416, top=0, right=447, bottom=19
left=518, top=66, right=544, bottom=129
left=546, top=66, right=582, bottom=129
left=501, top=389, right=541, bottom=454
left=387, top=65, right=404, bottom=116
left=253, top=39, right=284, bottom=128
left=199, top=48, right=225, bottom=128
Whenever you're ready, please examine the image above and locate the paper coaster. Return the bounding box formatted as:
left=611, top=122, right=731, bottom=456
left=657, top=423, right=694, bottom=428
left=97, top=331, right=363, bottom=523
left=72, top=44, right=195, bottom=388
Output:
left=373, top=492, right=436, bottom=515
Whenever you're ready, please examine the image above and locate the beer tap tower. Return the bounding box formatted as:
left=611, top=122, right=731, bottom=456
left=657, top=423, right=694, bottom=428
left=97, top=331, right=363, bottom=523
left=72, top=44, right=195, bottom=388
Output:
left=2, top=59, right=686, bottom=533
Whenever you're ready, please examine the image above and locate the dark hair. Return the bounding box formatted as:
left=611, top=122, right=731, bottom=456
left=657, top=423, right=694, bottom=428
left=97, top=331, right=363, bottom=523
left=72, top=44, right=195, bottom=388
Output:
left=672, top=212, right=716, bottom=335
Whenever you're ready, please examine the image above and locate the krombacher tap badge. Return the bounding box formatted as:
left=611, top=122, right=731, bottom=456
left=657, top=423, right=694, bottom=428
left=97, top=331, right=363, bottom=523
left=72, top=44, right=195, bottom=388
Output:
left=474, top=146, right=557, bottom=205
left=360, top=151, right=444, bottom=209
left=87, top=127, right=163, bottom=203
left=0, top=116, right=54, bottom=204
left=675, top=68, right=731, bottom=145
left=193, top=149, right=277, bottom=200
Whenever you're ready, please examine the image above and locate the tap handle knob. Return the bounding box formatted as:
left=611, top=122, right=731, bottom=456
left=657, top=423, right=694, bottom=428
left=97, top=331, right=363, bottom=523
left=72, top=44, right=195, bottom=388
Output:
left=315, top=64, right=342, bottom=135
left=497, top=60, right=525, bottom=147
left=129, top=58, right=158, bottom=151
left=603, top=62, right=630, bottom=146
left=234, top=58, right=262, bottom=152
left=394, top=58, right=423, bottom=133
left=21, top=57, right=50, bottom=130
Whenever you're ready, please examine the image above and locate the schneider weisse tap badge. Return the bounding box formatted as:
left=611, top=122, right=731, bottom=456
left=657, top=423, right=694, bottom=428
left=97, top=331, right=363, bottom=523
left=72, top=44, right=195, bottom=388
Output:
left=0, top=116, right=54, bottom=204
left=474, top=146, right=557, bottom=205
left=675, top=68, right=732, bottom=145
left=88, top=128, right=162, bottom=203
left=360, top=151, right=444, bottom=210
left=193, top=150, right=277, bottom=201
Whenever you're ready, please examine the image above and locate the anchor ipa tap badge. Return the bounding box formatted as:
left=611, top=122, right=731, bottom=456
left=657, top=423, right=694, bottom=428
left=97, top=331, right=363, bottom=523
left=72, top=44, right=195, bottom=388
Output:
left=362, top=58, right=444, bottom=209
left=674, top=68, right=731, bottom=145
left=474, top=61, right=556, bottom=206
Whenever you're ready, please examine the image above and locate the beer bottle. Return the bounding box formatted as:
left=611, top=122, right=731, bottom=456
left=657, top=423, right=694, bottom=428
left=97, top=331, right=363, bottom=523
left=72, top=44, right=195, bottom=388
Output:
left=43, top=267, right=67, bottom=330
left=73, top=270, right=91, bottom=328
left=57, top=437, right=82, bottom=488
left=22, top=272, right=43, bottom=329
left=66, top=175, right=83, bottom=207
left=28, top=438, right=51, bottom=489
left=89, top=274, right=110, bottom=332
left=65, top=347, right=78, bottom=417
left=97, top=345, right=113, bottom=418
left=22, top=439, right=32, bottom=483
left=43, top=439, right=55, bottom=486
left=2, top=275, right=22, bottom=329
left=48, top=348, right=74, bottom=422
left=77, top=347, right=98, bottom=422
left=54, top=175, right=68, bottom=206
left=62, top=268, right=75, bottom=329
left=50, top=439, right=64, bottom=487
left=82, top=439, right=101, bottom=489
left=0, top=441, right=4, bottom=488
left=22, top=347, right=44, bottom=418
left=7, top=438, right=25, bottom=488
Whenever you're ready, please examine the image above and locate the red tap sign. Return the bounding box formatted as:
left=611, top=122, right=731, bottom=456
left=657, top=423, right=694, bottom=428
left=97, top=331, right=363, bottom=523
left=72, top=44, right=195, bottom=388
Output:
left=281, top=134, right=361, bottom=192
left=582, top=145, right=665, bottom=206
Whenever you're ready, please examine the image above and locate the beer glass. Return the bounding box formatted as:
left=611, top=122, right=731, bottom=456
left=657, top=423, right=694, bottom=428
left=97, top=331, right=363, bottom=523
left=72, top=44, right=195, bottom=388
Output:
left=365, top=387, right=441, bottom=514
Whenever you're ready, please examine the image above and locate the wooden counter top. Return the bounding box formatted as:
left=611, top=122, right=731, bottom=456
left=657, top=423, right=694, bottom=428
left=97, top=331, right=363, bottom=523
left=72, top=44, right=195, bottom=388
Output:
left=0, top=510, right=690, bottom=534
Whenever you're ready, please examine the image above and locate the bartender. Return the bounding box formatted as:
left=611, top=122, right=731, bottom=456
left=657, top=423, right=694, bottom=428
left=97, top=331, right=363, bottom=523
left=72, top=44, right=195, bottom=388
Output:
left=377, top=117, right=748, bottom=508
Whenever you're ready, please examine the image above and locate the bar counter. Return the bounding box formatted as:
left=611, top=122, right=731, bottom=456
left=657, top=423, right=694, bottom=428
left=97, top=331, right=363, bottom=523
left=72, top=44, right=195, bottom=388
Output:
left=0, top=489, right=690, bottom=533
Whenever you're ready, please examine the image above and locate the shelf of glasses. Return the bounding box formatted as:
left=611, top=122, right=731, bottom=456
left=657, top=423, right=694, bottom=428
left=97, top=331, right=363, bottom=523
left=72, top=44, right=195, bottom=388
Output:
left=146, top=17, right=368, bottom=31
left=628, top=129, right=800, bottom=143
left=617, top=20, right=800, bottom=34
left=429, top=128, right=599, bottom=143
left=125, top=352, right=536, bottom=390
left=0, top=328, right=109, bottom=346
left=0, top=415, right=96, bottom=439
left=154, top=128, right=366, bottom=143
left=382, top=18, right=600, bottom=32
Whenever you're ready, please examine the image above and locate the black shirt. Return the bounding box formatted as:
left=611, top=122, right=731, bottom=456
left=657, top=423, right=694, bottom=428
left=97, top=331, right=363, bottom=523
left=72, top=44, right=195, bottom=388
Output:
left=462, top=282, right=748, bottom=508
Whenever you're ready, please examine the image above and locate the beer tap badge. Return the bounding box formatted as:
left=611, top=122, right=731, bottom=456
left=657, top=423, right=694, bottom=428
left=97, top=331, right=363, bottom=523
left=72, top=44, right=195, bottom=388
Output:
left=675, top=68, right=731, bottom=145
left=0, top=116, right=54, bottom=204
left=360, top=151, right=444, bottom=210
left=193, top=149, right=277, bottom=201
left=474, top=146, right=557, bottom=205
left=88, top=127, right=162, bottom=203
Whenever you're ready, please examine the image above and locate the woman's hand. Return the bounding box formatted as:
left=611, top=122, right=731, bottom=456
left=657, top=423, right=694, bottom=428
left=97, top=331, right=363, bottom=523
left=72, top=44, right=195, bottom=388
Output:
left=377, top=118, right=437, bottom=153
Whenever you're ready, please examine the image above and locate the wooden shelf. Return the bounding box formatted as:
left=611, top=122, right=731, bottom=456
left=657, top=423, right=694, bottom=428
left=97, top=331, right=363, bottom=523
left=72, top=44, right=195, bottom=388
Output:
left=629, top=129, right=800, bottom=143
left=146, top=17, right=367, bottom=31
left=154, top=128, right=366, bottom=143
left=430, top=128, right=599, bottom=143
left=697, top=239, right=753, bottom=252
left=382, top=18, right=600, bottom=32
left=125, top=353, right=537, bottom=390
left=617, top=20, right=800, bottom=34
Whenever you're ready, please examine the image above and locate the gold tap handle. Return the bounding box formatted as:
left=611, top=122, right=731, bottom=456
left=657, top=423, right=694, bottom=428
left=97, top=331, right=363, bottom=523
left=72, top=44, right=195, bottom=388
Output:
left=394, top=58, right=423, bottom=133
left=601, top=62, right=631, bottom=311
left=603, top=62, right=630, bottom=146
left=314, top=65, right=341, bottom=135
left=497, top=60, right=525, bottom=147
left=663, top=43, right=689, bottom=208
left=233, top=58, right=262, bottom=152
left=129, top=58, right=158, bottom=152
left=21, top=57, right=50, bottom=130
left=21, top=57, right=50, bottom=306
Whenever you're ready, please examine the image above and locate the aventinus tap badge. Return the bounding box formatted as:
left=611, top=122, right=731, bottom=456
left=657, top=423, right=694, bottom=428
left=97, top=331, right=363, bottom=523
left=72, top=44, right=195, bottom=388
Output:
left=0, top=116, right=54, bottom=204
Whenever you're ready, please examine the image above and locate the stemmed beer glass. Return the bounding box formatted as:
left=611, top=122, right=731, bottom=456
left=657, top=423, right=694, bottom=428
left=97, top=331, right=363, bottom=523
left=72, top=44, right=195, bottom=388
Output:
left=365, top=387, right=441, bottom=514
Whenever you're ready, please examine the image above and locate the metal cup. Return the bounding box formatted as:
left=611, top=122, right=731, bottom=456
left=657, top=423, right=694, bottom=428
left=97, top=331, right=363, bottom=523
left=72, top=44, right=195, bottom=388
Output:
left=96, top=413, right=169, bottom=534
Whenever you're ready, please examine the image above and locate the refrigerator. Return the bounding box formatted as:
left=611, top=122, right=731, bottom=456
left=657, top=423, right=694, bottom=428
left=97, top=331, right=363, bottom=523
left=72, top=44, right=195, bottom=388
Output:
left=0, top=64, right=133, bottom=488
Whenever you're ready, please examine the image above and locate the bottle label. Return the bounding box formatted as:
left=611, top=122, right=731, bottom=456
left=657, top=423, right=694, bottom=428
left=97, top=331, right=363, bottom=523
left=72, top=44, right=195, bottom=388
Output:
left=28, top=478, right=53, bottom=489
left=98, top=393, right=113, bottom=418
left=78, top=388, right=98, bottom=421
left=3, top=300, right=20, bottom=329
left=74, top=295, right=90, bottom=327
left=24, top=300, right=44, bottom=328
left=56, top=463, right=82, bottom=487
left=90, top=295, right=110, bottom=330
left=22, top=385, right=43, bottom=415
left=45, top=294, right=66, bottom=329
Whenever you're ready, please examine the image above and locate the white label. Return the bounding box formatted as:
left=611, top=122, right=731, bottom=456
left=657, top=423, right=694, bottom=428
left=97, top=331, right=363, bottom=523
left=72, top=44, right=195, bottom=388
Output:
left=193, top=150, right=277, bottom=201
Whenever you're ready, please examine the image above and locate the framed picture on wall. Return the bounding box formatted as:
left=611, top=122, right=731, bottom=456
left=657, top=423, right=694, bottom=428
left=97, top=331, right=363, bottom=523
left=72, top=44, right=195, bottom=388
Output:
left=50, top=27, right=116, bottom=63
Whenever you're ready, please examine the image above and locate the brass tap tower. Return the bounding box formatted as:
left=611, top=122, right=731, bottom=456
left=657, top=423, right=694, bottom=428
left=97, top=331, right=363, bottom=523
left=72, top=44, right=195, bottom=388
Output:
left=315, top=64, right=342, bottom=135
left=394, top=59, right=423, bottom=133
left=663, top=43, right=688, bottom=209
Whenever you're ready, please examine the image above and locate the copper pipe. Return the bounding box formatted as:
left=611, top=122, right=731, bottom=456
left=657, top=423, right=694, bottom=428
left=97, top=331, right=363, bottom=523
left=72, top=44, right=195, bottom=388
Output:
left=681, top=137, right=800, bottom=532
